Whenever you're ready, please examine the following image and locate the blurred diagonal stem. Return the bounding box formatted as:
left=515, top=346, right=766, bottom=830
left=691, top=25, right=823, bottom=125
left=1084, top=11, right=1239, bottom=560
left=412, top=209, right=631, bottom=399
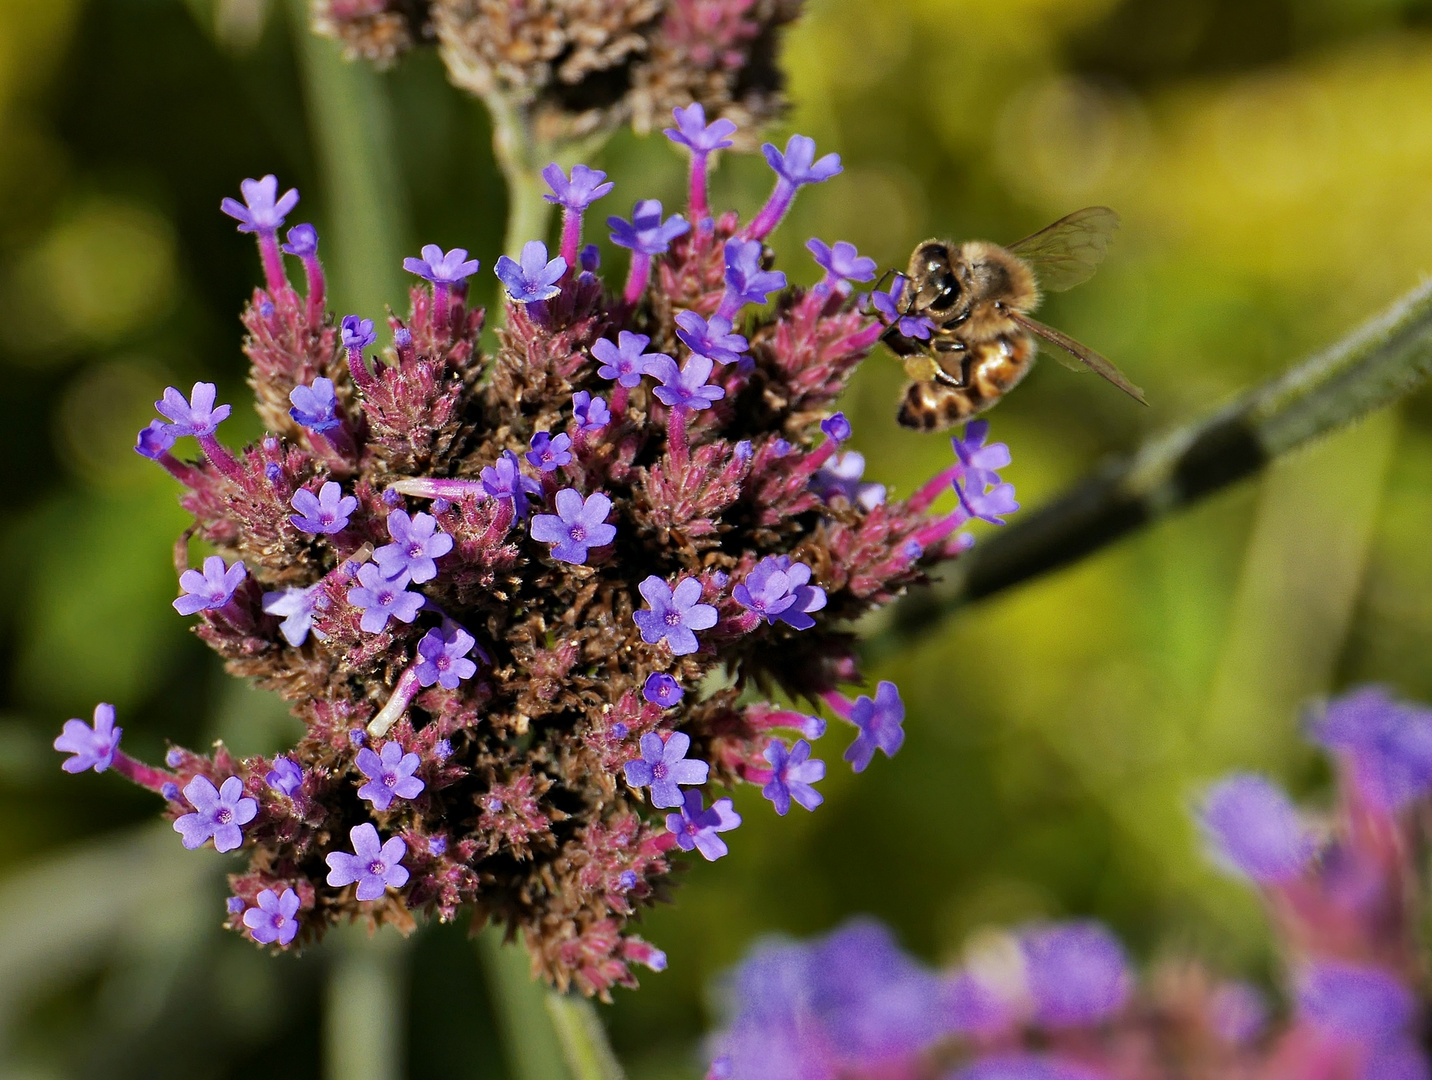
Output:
left=546, top=991, right=629, bottom=1080
left=869, top=277, right=1432, bottom=660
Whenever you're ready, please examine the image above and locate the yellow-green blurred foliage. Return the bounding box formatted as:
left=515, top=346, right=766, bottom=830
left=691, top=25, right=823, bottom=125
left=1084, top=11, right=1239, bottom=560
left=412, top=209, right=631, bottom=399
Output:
left=2, top=0, right=1432, bottom=1077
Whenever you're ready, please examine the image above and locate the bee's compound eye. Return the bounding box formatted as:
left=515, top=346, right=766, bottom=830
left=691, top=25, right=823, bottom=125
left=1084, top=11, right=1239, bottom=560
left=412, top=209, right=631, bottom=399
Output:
left=927, top=272, right=961, bottom=311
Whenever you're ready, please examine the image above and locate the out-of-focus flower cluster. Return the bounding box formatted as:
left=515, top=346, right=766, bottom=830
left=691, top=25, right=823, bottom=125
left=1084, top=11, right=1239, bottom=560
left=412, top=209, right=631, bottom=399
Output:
left=312, top=0, right=803, bottom=144
left=55, top=117, right=1015, bottom=996
left=705, top=686, right=1432, bottom=1079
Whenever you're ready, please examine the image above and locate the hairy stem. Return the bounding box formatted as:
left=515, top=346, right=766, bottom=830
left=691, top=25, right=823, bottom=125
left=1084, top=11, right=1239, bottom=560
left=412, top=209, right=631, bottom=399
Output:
left=546, top=992, right=628, bottom=1080
left=867, top=278, right=1432, bottom=661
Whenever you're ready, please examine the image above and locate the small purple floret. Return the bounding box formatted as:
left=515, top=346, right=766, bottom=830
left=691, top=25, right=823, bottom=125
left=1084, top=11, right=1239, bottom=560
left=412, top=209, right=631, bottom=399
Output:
left=174, top=775, right=258, bottom=853
left=480, top=450, right=544, bottom=519
left=763, top=134, right=842, bottom=187
left=648, top=354, right=725, bottom=411
left=1020, top=922, right=1130, bottom=1028
left=265, top=756, right=304, bottom=797
left=415, top=623, right=479, bottom=689
left=526, top=431, right=573, bottom=471
left=952, top=420, right=1012, bottom=489
left=135, top=420, right=176, bottom=459
left=54, top=702, right=121, bottom=774
left=243, top=887, right=301, bottom=945
left=403, top=244, right=481, bottom=285
left=357, top=740, right=426, bottom=811
left=870, top=278, right=935, bottom=341
left=674, top=310, right=748, bottom=366
left=844, top=681, right=905, bottom=772
left=594, top=331, right=666, bottom=388
left=608, top=200, right=690, bottom=256
left=1309, top=686, right=1432, bottom=811
left=643, top=673, right=684, bottom=708
left=955, top=478, right=1020, bottom=525
left=572, top=391, right=610, bottom=432
left=1296, top=960, right=1416, bottom=1042
left=324, top=822, right=409, bottom=901
left=289, top=377, right=341, bottom=433
left=156, top=382, right=231, bottom=438
left=175, top=555, right=247, bottom=616
left=807, top=238, right=876, bottom=284
left=542, top=163, right=614, bottom=211
left=665, top=103, right=737, bottom=152
left=262, top=583, right=326, bottom=647
left=340, top=315, right=377, bottom=352
left=220, top=175, right=299, bottom=234
left=733, top=556, right=827, bottom=630
left=290, top=481, right=357, bottom=534
left=1199, top=773, right=1316, bottom=884
left=495, top=240, right=567, bottom=303
left=346, top=564, right=423, bottom=634
left=665, top=789, right=741, bottom=861
left=633, top=576, right=719, bottom=656
left=624, top=731, right=710, bottom=808
left=530, top=488, right=617, bottom=565
left=282, top=223, right=318, bottom=257
left=723, top=239, right=787, bottom=308
left=373, top=510, right=453, bottom=584
left=821, top=413, right=851, bottom=443
left=762, top=739, right=824, bottom=815
left=811, top=450, right=886, bottom=510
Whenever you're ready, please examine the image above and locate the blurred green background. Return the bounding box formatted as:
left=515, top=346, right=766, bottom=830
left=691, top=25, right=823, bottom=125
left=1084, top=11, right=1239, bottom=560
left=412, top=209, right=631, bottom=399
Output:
left=3, top=0, right=1432, bottom=1076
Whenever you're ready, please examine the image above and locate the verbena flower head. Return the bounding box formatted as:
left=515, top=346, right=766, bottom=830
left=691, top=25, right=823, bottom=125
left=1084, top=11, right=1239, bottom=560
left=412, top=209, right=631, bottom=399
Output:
left=1200, top=774, right=1316, bottom=884
left=63, top=148, right=1022, bottom=997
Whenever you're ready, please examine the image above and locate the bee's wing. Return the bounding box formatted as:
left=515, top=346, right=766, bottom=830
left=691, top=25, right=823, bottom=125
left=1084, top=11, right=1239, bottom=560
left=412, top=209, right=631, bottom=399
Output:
left=1007, top=207, right=1120, bottom=293
left=1009, top=311, right=1148, bottom=405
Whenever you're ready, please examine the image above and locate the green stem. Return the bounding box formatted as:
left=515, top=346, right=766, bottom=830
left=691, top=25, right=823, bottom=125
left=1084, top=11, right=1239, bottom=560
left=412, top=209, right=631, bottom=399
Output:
left=486, top=93, right=557, bottom=262
left=545, top=992, right=628, bottom=1080
left=866, top=277, right=1432, bottom=662
left=477, top=929, right=573, bottom=1080
left=323, top=929, right=406, bottom=1080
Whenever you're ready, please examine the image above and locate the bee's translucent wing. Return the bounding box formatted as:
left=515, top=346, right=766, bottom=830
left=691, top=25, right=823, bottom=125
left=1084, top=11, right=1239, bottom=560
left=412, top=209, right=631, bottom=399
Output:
left=1010, top=311, right=1147, bottom=405
left=1007, top=206, right=1120, bottom=293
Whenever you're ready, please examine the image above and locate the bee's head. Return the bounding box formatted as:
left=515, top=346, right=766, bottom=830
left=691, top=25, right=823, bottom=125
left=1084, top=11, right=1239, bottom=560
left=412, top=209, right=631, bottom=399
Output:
left=905, top=241, right=966, bottom=318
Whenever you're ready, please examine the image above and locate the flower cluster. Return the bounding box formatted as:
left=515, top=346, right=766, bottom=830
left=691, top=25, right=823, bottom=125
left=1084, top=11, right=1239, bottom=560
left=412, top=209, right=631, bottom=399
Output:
left=55, top=114, right=1016, bottom=997
left=704, top=686, right=1432, bottom=1079
left=314, top=0, right=804, bottom=144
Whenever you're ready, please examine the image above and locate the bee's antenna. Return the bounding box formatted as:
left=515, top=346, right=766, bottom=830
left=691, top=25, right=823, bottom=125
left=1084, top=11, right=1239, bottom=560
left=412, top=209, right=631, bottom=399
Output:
left=871, top=267, right=898, bottom=296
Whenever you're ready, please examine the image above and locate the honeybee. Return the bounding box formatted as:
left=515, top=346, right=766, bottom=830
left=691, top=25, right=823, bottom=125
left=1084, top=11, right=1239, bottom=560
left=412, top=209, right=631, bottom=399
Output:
left=879, top=207, right=1146, bottom=430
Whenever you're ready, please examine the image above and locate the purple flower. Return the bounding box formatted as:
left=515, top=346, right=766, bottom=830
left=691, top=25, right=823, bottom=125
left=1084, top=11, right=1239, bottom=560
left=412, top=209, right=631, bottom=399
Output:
left=530, top=489, right=617, bottom=565
left=265, top=756, right=304, bottom=797
left=242, top=887, right=300, bottom=946
left=480, top=450, right=544, bottom=519
left=674, top=310, right=748, bottom=366
left=349, top=728, right=367, bottom=747
left=1296, top=961, right=1416, bottom=1042
left=262, top=583, right=326, bottom=647
left=155, top=382, right=231, bottom=438
left=648, top=354, right=725, bottom=411
left=289, top=377, right=341, bottom=433
left=54, top=702, right=121, bottom=774
left=1020, top=922, right=1130, bottom=1028
left=811, top=451, right=886, bottom=510
left=821, top=413, right=851, bottom=443
left=593, top=331, right=666, bottom=388
left=572, top=391, right=610, bottom=432
left=733, top=556, right=827, bottom=630
left=763, top=134, right=842, bottom=187
left=1309, top=686, right=1432, bottom=811
left=844, top=681, right=905, bottom=772
left=281, top=223, right=318, bottom=257
left=220, top=175, right=299, bottom=234
left=953, top=420, right=1013, bottom=488
left=580, top=244, right=600, bottom=272
left=174, top=555, right=247, bottom=615
left=174, top=775, right=258, bottom=852
left=633, top=576, right=719, bottom=656
left=542, top=163, right=614, bottom=210
left=665, top=103, right=737, bottom=152
left=290, top=481, right=357, bottom=534
left=526, top=432, right=573, bottom=471
left=340, top=315, right=377, bottom=352
left=403, top=244, right=480, bottom=285
left=624, top=731, right=710, bottom=808
left=807, top=238, right=876, bottom=284
left=415, top=624, right=479, bottom=689
left=373, top=510, right=453, bottom=584
left=956, top=478, right=1020, bottom=525
left=356, top=740, right=426, bottom=810
left=325, top=823, right=409, bottom=901
left=135, top=420, right=176, bottom=459
left=762, top=739, right=824, bottom=815
left=643, top=673, right=684, bottom=708
left=495, top=240, right=567, bottom=303
left=665, top=789, right=740, bottom=861
left=608, top=200, right=690, bottom=255
left=1199, top=774, right=1316, bottom=884
left=951, top=1055, right=1108, bottom=1080
left=723, top=239, right=787, bottom=308
left=227, top=895, right=246, bottom=915
left=871, top=278, right=935, bottom=340
left=347, top=563, right=424, bottom=634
